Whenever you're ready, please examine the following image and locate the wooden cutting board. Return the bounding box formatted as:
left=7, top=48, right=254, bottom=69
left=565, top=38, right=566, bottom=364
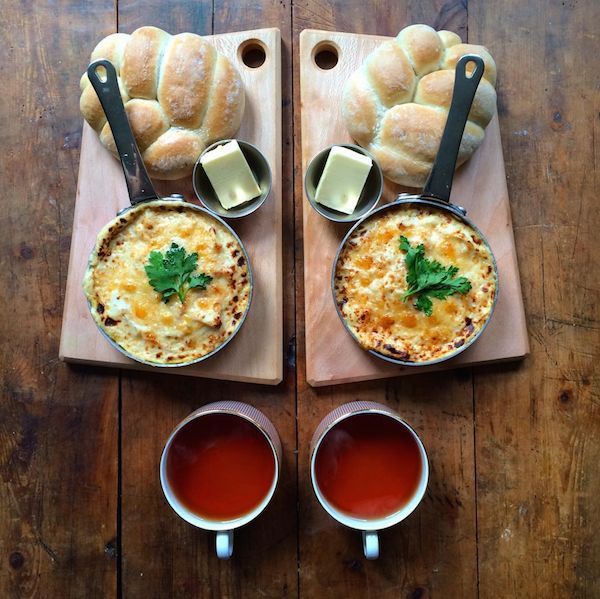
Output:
left=59, top=28, right=283, bottom=385
left=300, top=29, right=529, bottom=387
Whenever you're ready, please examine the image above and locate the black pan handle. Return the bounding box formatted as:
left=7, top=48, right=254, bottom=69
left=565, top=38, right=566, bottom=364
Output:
left=422, top=54, right=485, bottom=203
left=87, top=59, right=158, bottom=205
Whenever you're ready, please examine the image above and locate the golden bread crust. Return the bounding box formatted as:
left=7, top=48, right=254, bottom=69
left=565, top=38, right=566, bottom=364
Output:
left=80, top=27, right=245, bottom=180
left=342, top=24, right=497, bottom=187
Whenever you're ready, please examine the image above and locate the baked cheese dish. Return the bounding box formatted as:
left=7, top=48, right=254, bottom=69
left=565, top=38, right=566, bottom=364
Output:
left=83, top=200, right=251, bottom=364
left=334, top=204, right=496, bottom=363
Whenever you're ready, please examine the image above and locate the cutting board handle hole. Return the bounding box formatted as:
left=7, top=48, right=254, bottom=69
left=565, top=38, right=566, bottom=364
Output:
left=313, top=42, right=339, bottom=70
left=239, top=39, right=267, bottom=69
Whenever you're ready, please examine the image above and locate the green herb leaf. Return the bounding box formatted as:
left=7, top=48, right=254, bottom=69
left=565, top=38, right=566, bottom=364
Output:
left=189, top=273, right=213, bottom=290
left=144, top=242, right=212, bottom=304
left=415, top=294, right=434, bottom=317
left=399, top=236, right=471, bottom=316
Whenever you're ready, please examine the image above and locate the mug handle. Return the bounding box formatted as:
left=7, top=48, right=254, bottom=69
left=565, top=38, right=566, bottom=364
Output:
left=216, top=530, right=234, bottom=559
left=362, top=530, right=379, bottom=560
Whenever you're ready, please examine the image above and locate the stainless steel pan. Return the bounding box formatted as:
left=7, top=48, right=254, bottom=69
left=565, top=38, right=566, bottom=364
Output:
left=84, top=59, right=253, bottom=367
left=332, top=55, right=498, bottom=367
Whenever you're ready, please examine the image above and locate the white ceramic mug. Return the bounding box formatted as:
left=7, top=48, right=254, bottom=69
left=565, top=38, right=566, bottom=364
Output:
left=310, top=401, right=429, bottom=560
left=160, top=401, right=282, bottom=559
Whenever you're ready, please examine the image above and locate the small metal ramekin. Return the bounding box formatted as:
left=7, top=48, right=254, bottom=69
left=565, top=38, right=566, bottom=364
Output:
left=304, top=143, right=383, bottom=223
left=193, top=139, right=272, bottom=219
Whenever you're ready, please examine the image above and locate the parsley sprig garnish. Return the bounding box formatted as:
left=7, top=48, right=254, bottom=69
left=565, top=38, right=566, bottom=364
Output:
left=144, top=243, right=212, bottom=304
left=399, top=236, right=471, bottom=317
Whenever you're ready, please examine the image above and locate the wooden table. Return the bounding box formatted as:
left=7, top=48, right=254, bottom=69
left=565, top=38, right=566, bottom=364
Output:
left=1, top=1, right=598, bottom=597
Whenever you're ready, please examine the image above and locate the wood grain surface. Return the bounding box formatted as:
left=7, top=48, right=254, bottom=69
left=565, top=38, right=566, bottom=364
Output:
left=299, top=29, right=528, bottom=387
left=59, top=27, right=284, bottom=385
left=0, top=1, right=119, bottom=597
left=0, top=0, right=598, bottom=598
left=470, top=0, right=600, bottom=595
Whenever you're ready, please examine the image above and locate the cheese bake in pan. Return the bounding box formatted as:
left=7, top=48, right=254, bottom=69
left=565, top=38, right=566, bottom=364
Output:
left=333, top=55, right=498, bottom=366
left=334, top=203, right=496, bottom=363
left=84, top=200, right=251, bottom=365
left=83, top=60, right=252, bottom=367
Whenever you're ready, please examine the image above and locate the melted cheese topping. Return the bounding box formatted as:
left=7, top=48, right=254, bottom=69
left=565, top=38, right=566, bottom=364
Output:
left=334, top=204, right=496, bottom=363
left=83, top=200, right=251, bottom=364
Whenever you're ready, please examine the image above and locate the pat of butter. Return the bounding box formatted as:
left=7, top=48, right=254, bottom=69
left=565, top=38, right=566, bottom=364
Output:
left=314, top=146, right=372, bottom=214
left=200, top=140, right=261, bottom=209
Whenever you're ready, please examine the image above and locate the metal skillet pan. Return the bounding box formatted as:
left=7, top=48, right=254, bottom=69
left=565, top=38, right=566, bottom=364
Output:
left=83, top=59, right=253, bottom=367
left=332, top=54, right=499, bottom=367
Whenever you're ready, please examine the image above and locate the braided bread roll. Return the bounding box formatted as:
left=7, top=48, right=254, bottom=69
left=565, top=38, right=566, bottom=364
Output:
left=342, top=24, right=497, bottom=188
left=80, top=26, right=245, bottom=180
